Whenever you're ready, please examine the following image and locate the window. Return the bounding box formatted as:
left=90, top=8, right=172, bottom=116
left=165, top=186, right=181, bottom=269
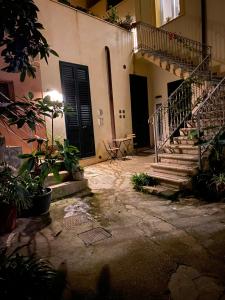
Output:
left=160, top=0, right=180, bottom=25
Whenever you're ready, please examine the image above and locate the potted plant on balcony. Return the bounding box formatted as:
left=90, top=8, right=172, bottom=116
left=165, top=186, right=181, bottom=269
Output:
left=18, top=137, right=60, bottom=216
left=55, top=139, right=84, bottom=181
left=0, top=164, right=31, bottom=234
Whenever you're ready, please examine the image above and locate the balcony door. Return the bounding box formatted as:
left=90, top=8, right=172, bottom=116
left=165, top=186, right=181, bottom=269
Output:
left=60, top=61, right=95, bottom=158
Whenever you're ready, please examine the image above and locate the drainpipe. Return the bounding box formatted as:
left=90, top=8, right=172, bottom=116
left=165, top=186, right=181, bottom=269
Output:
left=105, top=46, right=116, bottom=140
left=201, top=0, right=207, bottom=57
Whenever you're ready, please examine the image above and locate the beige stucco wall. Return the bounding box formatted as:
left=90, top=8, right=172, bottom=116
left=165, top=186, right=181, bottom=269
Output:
left=36, top=0, right=133, bottom=165
left=159, top=0, right=225, bottom=68
left=135, top=0, right=156, bottom=25
left=161, top=0, right=201, bottom=43
left=206, top=0, right=225, bottom=69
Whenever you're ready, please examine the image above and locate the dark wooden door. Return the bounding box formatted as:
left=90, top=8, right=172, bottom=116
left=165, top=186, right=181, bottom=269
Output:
left=129, top=74, right=150, bottom=148
left=60, top=62, right=95, bottom=158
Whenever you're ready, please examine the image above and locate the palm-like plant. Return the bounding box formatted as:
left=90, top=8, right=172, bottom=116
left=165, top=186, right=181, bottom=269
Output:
left=0, top=248, right=66, bottom=300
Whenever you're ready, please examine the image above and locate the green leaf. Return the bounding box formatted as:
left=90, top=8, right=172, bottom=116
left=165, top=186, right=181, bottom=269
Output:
left=49, top=49, right=59, bottom=57
left=18, top=153, right=34, bottom=159
left=28, top=91, right=34, bottom=100
left=19, top=157, right=35, bottom=175
left=20, top=70, right=26, bottom=82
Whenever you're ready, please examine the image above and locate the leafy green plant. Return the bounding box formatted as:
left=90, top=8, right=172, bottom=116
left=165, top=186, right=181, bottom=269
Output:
left=18, top=137, right=61, bottom=194
left=104, top=6, right=121, bottom=24
left=120, top=14, right=134, bottom=30
left=0, top=92, right=52, bottom=132
left=55, top=139, right=81, bottom=174
left=192, top=132, right=225, bottom=201
left=0, top=248, right=66, bottom=300
left=0, top=164, right=31, bottom=212
left=0, top=0, right=58, bottom=81
left=131, top=173, right=159, bottom=191
left=211, top=173, right=225, bottom=195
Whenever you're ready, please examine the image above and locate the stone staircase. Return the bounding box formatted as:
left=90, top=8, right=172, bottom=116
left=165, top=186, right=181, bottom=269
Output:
left=134, top=22, right=225, bottom=195
left=149, top=127, right=199, bottom=191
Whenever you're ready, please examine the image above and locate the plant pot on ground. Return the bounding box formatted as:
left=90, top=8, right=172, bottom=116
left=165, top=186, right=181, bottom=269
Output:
left=55, top=139, right=84, bottom=180
left=18, top=137, right=61, bottom=217
left=71, top=166, right=84, bottom=181
left=0, top=165, right=31, bottom=234
left=20, top=172, right=52, bottom=217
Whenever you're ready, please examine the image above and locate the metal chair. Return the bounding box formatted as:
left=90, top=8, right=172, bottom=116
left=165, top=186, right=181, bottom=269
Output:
left=102, top=141, right=120, bottom=163
left=126, top=133, right=137, bottom=155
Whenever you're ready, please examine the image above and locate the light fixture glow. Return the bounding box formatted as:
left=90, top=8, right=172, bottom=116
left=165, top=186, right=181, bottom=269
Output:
left=45, top=89, right=63, bottom=102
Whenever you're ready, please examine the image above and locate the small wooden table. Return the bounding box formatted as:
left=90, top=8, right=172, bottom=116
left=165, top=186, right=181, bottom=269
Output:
left=112, top=137, right=133, bottom=158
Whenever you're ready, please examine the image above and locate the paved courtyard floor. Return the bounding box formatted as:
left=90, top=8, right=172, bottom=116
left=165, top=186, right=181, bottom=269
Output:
left=5, top=154, right=225, bottom=299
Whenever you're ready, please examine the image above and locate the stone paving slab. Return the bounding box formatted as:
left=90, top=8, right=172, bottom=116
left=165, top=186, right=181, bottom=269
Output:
left=4, top=154, right=225, bottom=300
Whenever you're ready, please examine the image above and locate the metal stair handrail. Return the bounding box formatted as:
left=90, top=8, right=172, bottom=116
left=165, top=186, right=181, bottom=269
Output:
left=151, top=54, right=212, bottom=162
left=134, top=21, right=211, bottom=69
left=192, top=76, right=225, bottom=164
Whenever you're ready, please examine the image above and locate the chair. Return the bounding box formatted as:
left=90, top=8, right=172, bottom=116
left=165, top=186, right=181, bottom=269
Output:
left=102, top=141, right=120, bottom=163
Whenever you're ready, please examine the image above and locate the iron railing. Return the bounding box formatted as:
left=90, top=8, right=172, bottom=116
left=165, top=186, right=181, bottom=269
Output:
left=135, top=22, right=211, bottom=71
left=152, top=55, right=212, bottom=162
left=192, top=76, right=225, bottom=165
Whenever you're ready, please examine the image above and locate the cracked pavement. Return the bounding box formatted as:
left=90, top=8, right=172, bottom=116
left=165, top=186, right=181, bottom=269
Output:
left=8, top=154, right=225, bottom=299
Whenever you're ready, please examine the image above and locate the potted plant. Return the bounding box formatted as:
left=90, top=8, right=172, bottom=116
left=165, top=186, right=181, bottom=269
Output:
left=18, top=137, right=60, bottom=216
left=0, top=247, right=66, bottom=300
left=120, top=14, right=134, bottom=30
left=0, top=164, right=31, bottom=234
left=55, top=139, right=84, bottom=181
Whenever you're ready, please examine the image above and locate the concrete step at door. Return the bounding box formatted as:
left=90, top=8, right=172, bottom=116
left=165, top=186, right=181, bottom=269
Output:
left=151, top=162, right=198, bottom=177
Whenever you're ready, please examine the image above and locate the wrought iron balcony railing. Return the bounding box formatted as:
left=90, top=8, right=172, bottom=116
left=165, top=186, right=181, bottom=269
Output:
left=134, top=22, right=211, bottom=71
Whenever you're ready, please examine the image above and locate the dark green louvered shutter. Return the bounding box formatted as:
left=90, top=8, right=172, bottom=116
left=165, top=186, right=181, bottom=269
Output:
left=60, top=62, right=95, bottom=158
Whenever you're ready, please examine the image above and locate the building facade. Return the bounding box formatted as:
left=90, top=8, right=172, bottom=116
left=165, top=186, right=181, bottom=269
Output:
left=1, top=0, right=225, bottom=167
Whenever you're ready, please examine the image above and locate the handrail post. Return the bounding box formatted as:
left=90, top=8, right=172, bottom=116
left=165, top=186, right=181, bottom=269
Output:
left=197, top=112, right=202, bottom=170
left=153, top=116, right=159, bottom=162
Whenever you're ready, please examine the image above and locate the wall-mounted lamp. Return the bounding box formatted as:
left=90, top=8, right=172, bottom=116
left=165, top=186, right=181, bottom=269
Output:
left=45, top=89, right=63, bottom=102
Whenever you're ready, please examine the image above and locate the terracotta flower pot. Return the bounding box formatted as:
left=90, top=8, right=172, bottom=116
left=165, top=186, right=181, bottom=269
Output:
left=0, top=204, right=17, bottom=235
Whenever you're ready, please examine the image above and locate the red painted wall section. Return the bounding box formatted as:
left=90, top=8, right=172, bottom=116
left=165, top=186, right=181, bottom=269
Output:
left=0, top=60, right=46, bottom=153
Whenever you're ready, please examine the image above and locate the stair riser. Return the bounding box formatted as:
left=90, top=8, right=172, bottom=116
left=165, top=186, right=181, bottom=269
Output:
left=159, top=158, right=198, bottom=166
left=151, top=166, right=197, bottom=177
left=171, top=148, right=199, bottom=155
left=191, top=120, right=225, bottom=127
left=179, top=130, right=193, bottom=136
left=156, top=178, right=191, bottom=190
left=173, top=139, right=197, bottom=145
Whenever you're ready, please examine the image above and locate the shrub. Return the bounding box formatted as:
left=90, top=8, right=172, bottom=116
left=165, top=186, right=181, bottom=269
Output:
left=131, top=173, right=158, bottom=191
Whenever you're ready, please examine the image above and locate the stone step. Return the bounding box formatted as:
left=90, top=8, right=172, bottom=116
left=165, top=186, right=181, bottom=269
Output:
left=151, top=162, right=198, bottom=177
left=148, top=171, right=191, bottom=190
left=159, top=153, right=199, bottom=166
left=179, top=128, right=197, bottom=136
left=167, top=144, right=199, bottom=155
left=142, top=185, right=179, bottom=200
left=173, top=136, right=198, bottom=145
left=45, top=171, right=71, bottom=186
left=50, top=179, right=88, bottom=201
